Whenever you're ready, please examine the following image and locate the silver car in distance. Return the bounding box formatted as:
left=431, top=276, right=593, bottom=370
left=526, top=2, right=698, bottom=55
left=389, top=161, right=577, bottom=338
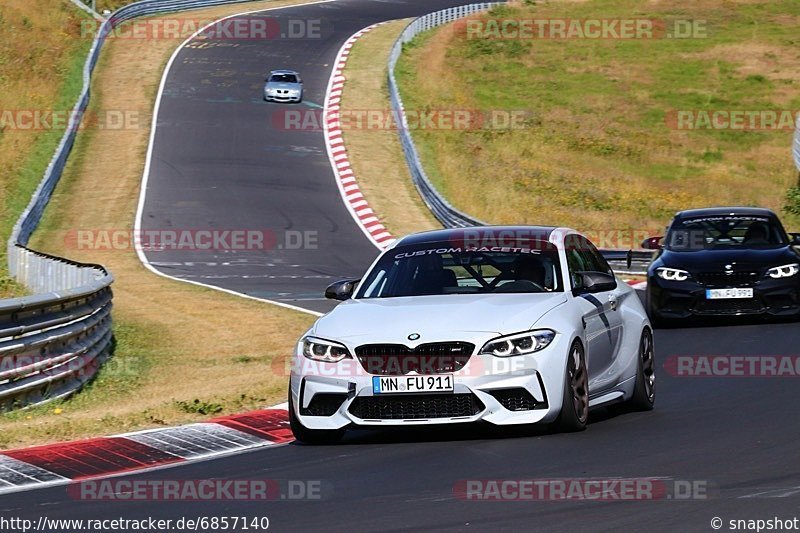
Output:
left=263, top=69, right=303, bottom=103
left=288, top=226, right=655, bottom=444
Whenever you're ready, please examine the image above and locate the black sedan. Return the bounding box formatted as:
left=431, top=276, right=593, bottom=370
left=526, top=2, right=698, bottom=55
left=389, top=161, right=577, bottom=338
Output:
left=643, top=207, right=800, bottom=324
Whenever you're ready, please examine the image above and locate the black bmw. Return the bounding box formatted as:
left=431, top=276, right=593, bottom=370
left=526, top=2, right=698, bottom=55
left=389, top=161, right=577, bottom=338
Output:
left=644, top=207, right=800, bottom=324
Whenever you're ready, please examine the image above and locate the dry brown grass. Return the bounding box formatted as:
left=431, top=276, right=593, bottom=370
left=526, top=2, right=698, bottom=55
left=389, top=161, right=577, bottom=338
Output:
left=340, top=20, right=440, bottom=237
left=1, top=0, right=321, bottom=449
left=0, top=0, right=90, bottom=297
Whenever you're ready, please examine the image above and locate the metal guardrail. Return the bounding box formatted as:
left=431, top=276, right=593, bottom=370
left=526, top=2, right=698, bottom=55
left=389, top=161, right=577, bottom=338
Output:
left=387, top=3, right=652, bottom=275
left=794, top=116, right=800, bottom=173
left=3, top=0, right=267, bottom=411
left=387, top=4, right=497, bottom=228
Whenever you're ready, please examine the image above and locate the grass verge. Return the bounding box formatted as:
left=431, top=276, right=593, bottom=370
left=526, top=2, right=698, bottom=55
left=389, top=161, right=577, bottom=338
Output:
left=339, top=19, right=440, bottom=237
left=1, top=0, right=319, bottom=449
left=395, top=0, right=800, bottom=234
left=0, top=0, right=93, bottom=298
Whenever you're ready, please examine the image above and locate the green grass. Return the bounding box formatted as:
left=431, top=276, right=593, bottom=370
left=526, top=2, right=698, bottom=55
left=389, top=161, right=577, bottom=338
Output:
left=395, top=0, right=800, bottom=231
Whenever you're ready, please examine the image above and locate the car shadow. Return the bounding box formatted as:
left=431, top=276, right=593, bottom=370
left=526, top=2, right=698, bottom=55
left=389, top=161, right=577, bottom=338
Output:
left=290, top=406, right=634, bottom=446
left=653, top=313, right=800, bottom=330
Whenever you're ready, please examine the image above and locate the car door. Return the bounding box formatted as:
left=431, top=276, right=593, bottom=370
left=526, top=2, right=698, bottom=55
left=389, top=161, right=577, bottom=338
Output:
left=565, top=236, right=623, bottom=391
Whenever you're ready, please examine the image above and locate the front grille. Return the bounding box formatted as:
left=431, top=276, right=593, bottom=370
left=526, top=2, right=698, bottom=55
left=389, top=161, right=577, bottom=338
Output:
left=695, top=271, right=759, bottom=287
left=692, top=299, right=765, bottom=315
left=300, top=393, right=348, bottom=417
left=349, top=393, right=483, bottom=420
left=355, top=342, right=474, bottom=375
left=487, top=388, right=543, bottom=411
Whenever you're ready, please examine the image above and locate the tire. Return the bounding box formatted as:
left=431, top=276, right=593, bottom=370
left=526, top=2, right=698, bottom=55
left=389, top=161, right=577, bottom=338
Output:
left=288, top=394, right=345, bottom=445
left=553, top=340, right=588, bottom=432
left=627, top=328, right=656, bottom=411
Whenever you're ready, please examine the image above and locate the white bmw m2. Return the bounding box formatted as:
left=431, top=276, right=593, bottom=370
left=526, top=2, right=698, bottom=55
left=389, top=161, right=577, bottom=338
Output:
left=289, top=226, right=655, bottom=443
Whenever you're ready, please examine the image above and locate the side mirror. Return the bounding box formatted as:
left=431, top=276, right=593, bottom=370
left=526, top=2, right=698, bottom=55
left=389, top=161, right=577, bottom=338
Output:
left=790, top=233, right=800, bottom=245
left=641, top=236, right=663, bottom=250
left=324, top=279, right=360, bottom=301
left=574, top=271, right=617, bottom=294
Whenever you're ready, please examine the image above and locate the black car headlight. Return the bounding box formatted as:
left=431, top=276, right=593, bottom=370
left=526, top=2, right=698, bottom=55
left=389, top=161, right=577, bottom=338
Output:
left=480, top=330, right=556, bottom=357
left=302, top=336, right=351, bottom=362
left=766, top=263, right=800, bottom=279
left=656, top=267, right=690, bottom=281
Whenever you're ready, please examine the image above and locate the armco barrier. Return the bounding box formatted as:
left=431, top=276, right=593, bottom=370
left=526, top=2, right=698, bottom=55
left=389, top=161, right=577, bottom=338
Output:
left=794, top=115, right=800, bottom=173
left=386, top=4, right=653, bottom=274
left=2, top=0, right=273, bottom=411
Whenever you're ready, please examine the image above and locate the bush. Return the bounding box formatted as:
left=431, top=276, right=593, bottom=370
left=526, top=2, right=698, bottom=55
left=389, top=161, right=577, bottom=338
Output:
left=785, top=186, right=800, bottom=216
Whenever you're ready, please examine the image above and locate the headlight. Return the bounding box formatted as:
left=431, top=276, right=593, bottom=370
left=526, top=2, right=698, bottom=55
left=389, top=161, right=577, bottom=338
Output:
left=766, top=263, right=800, bottom=279
left=480, top=330, right=556, bottom=357
left=302, top=336, right=350, bottom=362
left=656, top=267, right=690, bottom=281
left=265, top=88, right=276, bottom=94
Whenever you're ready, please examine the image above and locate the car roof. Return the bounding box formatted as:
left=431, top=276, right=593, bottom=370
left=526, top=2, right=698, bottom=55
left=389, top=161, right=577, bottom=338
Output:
left=269, top=69, right=299, bottom=75
left=395, top=226, right=565, bottom=246
left=675, top=206, right=778, bottom=219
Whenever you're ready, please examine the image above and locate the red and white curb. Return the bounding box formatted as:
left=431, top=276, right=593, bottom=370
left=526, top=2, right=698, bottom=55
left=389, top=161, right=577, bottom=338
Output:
left=626, top=280, right=647, bottom=291
left=0, top=407, right=290, bottom=494
left=323, top=22, right=396, bottom=251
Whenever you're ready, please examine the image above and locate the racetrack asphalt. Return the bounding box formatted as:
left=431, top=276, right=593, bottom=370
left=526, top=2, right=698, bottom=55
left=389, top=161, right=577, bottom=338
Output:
left=2, top=321, right=799, bottom=532
left=138, top=0, right=481, bottom=313
left=5, top=1, right=799, bottom=531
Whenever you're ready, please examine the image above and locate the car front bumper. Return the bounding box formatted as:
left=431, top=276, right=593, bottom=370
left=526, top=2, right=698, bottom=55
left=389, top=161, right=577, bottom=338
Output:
left=647, top=275, right=800, bottom=318
left=289, top=335, right=572, bottom=430
left=264, top=92, right=301, bottom=102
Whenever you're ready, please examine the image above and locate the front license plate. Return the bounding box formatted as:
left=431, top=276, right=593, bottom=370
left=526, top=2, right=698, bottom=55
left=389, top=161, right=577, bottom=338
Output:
left=705, top=288, right=754, bottom=299
left=372, top=375, right=454, bottom=394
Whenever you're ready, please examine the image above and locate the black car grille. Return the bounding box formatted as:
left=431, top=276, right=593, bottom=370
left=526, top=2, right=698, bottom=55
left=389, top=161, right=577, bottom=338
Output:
left=695, top=271, right=760, bottom=287
left=487, top=388, right=544, bottom=411
left=300, top=393, right=348, bottom=417
left=355, top=342, right=474, bottom=375
left=692, top=299, right=765, bottom=315
left=349, top=393, right=483, bottom=420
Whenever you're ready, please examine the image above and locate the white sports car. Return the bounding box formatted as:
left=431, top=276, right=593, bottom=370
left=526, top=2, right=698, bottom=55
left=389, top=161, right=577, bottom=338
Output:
left=289, top=226, right=655, bottom=443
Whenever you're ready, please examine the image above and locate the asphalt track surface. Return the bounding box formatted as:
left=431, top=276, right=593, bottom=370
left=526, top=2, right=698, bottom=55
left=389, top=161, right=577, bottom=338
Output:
left=139, top=0, right=481, bottom=313
left=4, top=1, right=799, bottom=531
left=3, top=321, right=800, bottom=531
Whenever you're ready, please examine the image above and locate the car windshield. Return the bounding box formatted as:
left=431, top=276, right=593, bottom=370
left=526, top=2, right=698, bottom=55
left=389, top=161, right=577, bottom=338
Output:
left=665, top=215, right=788, bottom=251
left=269, top=74, right=298, bottom=83
left=355, top=240, right=564, bottom=298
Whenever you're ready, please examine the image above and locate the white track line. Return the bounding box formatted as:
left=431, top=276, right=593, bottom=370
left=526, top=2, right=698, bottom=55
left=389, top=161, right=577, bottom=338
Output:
left=134, top=1, right=338, bottom=318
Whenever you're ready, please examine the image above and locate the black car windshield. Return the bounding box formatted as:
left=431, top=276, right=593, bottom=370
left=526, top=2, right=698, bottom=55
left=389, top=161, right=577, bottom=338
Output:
left=356, top=241, right=564, bottom=298
left=269, top=74, right=298, bottom=83
left=665, top=215, right=788, bottom=251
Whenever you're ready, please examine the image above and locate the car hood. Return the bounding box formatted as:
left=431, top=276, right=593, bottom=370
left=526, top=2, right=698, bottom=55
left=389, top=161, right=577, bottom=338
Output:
left=265, top=82, right=301, bottom=90
left=659, top=246, right=799, bottom=272
left=312, top=293, right=568, bottom=344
